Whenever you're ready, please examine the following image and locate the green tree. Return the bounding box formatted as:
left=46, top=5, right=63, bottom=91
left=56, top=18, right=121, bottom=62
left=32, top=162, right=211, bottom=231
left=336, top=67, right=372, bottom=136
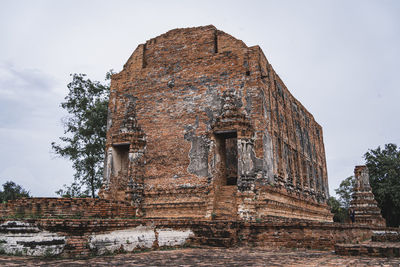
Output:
left=0, top=181, right=30, bottom=203
left=328, top=176, right=355, bottom=223
left=327, top=196, right=348, bottom=223
left=335, top=176, right=355, bottom=209
left=55, top=181, right=88, bottom=198
left=52, top=72, right=111, bottom=198
left=364, top=143, right=400, bottom=227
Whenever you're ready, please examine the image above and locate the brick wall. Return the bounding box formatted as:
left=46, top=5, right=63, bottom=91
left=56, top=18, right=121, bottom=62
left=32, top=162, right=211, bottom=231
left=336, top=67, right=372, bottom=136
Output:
left=1, top=198, right=136, bottom=219
left=99, top=25, right=331, bottom=222
left=1, top=217, right=397, bottom=257
left=335, top=230, right=400, bottom=257
left=372, top=231, right=400, bottom=242
left=237, top=219, right=376, bottom=250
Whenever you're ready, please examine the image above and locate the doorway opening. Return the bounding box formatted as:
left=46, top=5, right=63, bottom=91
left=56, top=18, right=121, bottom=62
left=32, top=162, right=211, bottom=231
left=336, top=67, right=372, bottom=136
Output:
left=215, top=131, right=238, bottom=185
left=112, top=144, right=130, bottom=176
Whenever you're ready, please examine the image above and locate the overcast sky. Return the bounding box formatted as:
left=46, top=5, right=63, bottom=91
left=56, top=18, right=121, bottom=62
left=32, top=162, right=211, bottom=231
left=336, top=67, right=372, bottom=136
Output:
left=0, top=0, right=399, bottom=197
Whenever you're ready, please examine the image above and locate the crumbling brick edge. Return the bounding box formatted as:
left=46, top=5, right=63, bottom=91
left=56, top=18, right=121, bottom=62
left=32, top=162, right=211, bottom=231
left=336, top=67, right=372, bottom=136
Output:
left=1, top=218, right=397, bottom=258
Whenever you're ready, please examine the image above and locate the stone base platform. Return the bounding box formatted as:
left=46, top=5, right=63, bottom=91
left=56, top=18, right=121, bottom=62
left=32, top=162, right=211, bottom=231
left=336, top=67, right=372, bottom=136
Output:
left=335, top=230, right=400, bottom=257
left=1, top=217, right=398, bottom=258
left=335, top=242, right=400, bottom=257
left=2, top=247, right=400, bottom=266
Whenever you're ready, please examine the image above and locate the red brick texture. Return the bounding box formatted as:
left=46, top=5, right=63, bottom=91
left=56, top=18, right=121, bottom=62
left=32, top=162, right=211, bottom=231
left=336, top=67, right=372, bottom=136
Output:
left=0, top=198, right=136, bottom=219
left=335, top=230, right=400, bottom=257
left=350, top=166, right=385, bottom=227
left=99, top=25, right=331, bottom=222
left=335, top=243, right=400, bottom=257
left=1, top=218, right=397, bottom=258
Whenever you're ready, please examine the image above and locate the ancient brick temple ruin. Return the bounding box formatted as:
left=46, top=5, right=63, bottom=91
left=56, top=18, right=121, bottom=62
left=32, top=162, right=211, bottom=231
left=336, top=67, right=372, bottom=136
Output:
left=350, top=165, right=385, bottom=226
left=99, top=25, right=332, bottom=222
left=2, top=25, right=400, bottom=259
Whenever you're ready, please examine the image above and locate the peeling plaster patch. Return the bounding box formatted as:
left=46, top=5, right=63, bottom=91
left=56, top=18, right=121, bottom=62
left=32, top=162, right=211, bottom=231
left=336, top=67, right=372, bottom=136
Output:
left=181, top=85, right=199, bottom=95
left=261, top=90, right=270, bottom=122
left=187, top=135, right=209, bottom=177
left=0, top=221, right=65, bottom=256
left=176, top=86, right=201, bottom=114
left=178, top=183, right=198, bottom=189
left=245, top=92, right=252, bottom=115
left=88, top=226, right=194, bottom=255
left=88, top=225, right=155, bottom=255
left=238, top=203, right=254, bottom=220
left=129, top=151, right=144, bottom=163
left=238, top=140, right=254, bottom=176
left=183, top=116, right=199, bottom=141
left=106, top=107, right=112, bottom=131
left=184, top=117, right=209, bottom=177
left=204, top=107, right=214, bottom=127
left=263, top=130, right=274, bottom=183
left=157, top=229, right=194, bottom=247
left=250, top=139, right=263, bottom=174
left=104, top=147, right=113, bottom=188
left=204, top=85, right=222, bottom=129
left=232, top=90, right=243, bottom=109
left=373, top=231, right=399, bottom=235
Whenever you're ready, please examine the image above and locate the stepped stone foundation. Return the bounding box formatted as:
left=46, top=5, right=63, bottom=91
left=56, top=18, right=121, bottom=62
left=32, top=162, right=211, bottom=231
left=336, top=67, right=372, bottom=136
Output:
left=0, top=221, right=66, bottom=257
left=1, top=217, right=398, bottom=258
left=98, top=25, right=332, bottom=222
left=335, top=230, right=400, bottom=257
left=349, top=166, right=385, bottom=227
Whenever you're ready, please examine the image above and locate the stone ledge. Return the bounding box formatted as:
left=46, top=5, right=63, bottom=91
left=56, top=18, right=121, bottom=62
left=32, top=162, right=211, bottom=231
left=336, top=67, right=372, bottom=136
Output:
left=0, top=218, right=397, bottom=258
left=335, top=242, right=400, bottom=257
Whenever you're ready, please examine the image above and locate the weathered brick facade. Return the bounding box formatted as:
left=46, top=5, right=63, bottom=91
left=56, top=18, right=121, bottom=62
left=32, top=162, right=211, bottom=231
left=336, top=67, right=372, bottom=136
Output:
left=2, top=217, right=397, bottom=258
left=335, top=230, right=400, bottom=257
left=0, top=198, right=136, bottom=219
left=99, top=25, right=331, bottom=222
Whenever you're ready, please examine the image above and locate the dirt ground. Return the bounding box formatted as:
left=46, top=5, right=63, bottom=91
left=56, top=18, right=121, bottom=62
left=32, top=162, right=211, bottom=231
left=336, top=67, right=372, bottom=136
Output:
left=1, top=247, right=399, bottom=267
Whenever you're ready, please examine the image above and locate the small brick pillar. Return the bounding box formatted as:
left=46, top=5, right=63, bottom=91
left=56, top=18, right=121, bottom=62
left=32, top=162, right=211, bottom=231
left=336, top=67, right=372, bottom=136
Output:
left=349, top=165, right=385, bottom=226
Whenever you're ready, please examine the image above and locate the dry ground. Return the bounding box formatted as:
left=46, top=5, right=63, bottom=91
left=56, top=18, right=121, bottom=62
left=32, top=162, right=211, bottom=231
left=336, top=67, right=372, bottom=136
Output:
left=0, top=247, right=399, bottom=267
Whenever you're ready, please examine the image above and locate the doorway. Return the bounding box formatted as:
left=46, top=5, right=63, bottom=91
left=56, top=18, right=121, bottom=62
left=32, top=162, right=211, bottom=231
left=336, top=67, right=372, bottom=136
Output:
left=112, top=144, right=130, bottom=176
left=215, top=131, right=238, bottom=185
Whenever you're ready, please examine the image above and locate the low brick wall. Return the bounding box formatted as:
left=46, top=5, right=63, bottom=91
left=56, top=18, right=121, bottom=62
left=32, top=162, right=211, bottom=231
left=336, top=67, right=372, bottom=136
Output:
left=238, top=220, right=377, bottom=250
left=334, top=230, right=400, bottom=257
left=335, top=243, right=400, bottom=257
left=1, top=217, right=398, bottom=258
left=372, top=230, right=400, bottom=242
left=1, top=198, right=136, bottom=219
